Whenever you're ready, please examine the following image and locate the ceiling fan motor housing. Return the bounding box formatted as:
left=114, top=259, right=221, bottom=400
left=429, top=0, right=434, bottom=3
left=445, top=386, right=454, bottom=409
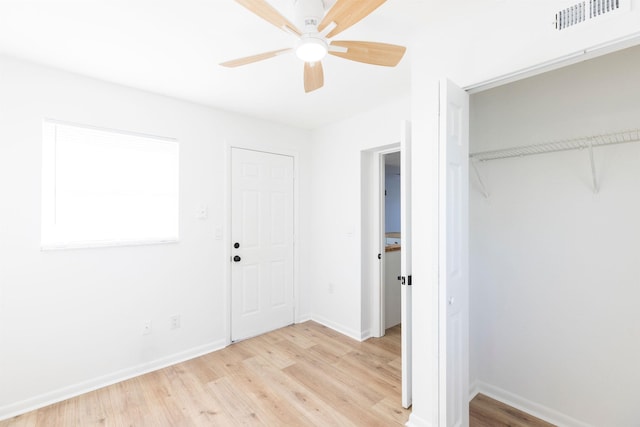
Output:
left=294, top=0, right=325, bottom=32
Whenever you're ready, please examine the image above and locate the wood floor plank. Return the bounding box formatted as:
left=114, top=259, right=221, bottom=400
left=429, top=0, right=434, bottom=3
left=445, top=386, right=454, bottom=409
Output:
left=372, top=396, right=412, bottom=425
left=292, top=323, right=355, bottom=356
left=283, top=360, right=391, bottom=427
left=207, top=376, right=272, bottom=426
left=225, top=356, right=314, bottom=426
left=470, top=393, right=557, bottom=427
left=332, top=349, right=403, bottom=398
left=269, top=326, right=316, bottom=350
left=166, top=364, right=236, bottom=425
left=340, top=349, right=401, bottom=387
left=239, top=334, right=296, bottom=370
left=387, top=354, right=402, bottom=371
left=241, top=355, right=358, bottom=426
left=138, top=370, right=193, bottom=426
left=174, top=354, right=220, bottom=384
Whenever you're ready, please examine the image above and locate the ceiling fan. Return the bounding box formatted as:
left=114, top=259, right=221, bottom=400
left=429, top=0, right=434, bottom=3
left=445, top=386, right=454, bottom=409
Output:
left=221, top=0, right=407, bottom=93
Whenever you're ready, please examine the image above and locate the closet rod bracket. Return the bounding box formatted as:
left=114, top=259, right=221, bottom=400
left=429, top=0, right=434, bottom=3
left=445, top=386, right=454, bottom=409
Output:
left=471, top=159, right=489, bottom=198
left=588, top=139, right=599, bottom=194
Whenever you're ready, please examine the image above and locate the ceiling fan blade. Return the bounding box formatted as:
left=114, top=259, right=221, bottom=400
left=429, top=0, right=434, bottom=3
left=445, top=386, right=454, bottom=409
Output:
left=220, top=48, right=292, bottom=67
left=304, top=61, right=324, bottom=93
left=318, top=0, right=386, bottom=38
left=329, top=41, right=406, bottom=67
left=235, top=0, right=301, bottom=35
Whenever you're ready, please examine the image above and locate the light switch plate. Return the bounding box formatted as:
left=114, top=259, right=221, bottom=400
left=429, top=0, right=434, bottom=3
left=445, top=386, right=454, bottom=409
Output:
left=214, top=227, right=223, bottom=240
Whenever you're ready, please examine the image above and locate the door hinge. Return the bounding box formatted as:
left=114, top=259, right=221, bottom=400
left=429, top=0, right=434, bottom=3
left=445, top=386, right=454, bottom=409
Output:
left=401, top=275, right=412, bottom=286
left=377, top=253, right=381, bottom=260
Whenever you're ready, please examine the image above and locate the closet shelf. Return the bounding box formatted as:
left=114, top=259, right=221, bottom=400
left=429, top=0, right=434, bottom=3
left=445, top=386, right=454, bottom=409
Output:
left=469, top=129, right=640, bottom=162
left=468, top=129, right=640, bottom=197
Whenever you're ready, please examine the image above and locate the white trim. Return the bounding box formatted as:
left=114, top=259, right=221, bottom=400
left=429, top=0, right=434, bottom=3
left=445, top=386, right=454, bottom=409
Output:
left=466, top=31, right=640, bottom=94
left=295, top=314, right=313, bottom=323
left=42, top=118, right=178, bottom=143
left=360, top=328, right=371, bottom=341
left=468, top=380, right=480, bottom=402
left=311, top=314, right=366, bottom=342
left=365, top=144, right=401, bottom=339
left=375, top=151, right=385, bottom=338
left=475, top=382, right=594, bottom=427
left=41, top=239, right=178, bottom=251
left=405, top=413, right=433, bottom=427
left=0, top=339, right=226, bottom=422
left=225, top=141, right=301, bottom=343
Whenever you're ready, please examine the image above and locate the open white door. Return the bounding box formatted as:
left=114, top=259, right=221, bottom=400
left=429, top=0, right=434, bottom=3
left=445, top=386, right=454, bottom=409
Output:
left=438, top=79, right=469, bottom=426
left=400, top=120, right=412, bottom=409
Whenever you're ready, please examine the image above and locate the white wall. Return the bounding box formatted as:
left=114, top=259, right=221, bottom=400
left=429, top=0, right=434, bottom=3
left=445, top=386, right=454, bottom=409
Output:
left=422, top=1, right=640, bottom=89
left=0, top=55, right=312, bottom=419
left=470, top=45, right=640, bottom=427
left=308, top=97, right=410, bottom=340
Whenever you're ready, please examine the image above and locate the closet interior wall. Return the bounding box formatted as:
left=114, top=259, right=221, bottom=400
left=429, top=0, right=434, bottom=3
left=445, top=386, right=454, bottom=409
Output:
left=469, top=44, right=640, bottom=427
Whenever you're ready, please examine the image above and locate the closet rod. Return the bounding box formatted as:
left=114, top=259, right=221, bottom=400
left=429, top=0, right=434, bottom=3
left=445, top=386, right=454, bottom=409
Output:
left=469, top=129, right=640, bottom=162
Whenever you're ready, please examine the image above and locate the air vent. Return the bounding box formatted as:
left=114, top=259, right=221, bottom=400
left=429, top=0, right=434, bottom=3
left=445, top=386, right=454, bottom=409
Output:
left=555, top=0, right=628, bottom=30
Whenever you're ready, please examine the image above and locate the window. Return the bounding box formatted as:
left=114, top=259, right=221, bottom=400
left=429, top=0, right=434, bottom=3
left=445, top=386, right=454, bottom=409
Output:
left=41, top=120, right=179, bottom=249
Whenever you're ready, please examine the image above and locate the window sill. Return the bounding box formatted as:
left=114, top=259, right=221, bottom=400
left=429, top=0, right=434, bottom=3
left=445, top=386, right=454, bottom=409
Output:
left=40, top=238, right=179, bottom=251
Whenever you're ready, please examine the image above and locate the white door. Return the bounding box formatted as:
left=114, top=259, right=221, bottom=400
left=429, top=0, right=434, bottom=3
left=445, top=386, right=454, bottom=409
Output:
left=400, top=120, right=413, bottom=409
left=231, top=148, right=294, bottom=342
left=438, top=80, right=470, bottom=426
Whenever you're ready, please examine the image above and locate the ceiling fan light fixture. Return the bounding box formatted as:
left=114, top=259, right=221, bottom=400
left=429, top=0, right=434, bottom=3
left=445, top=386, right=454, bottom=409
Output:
left=295, top=36, right=328, bottom=62
left=224, top=0, right=407, bottom=92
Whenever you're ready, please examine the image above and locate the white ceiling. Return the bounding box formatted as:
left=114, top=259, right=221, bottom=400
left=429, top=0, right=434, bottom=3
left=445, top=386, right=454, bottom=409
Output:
left=0, top=0, right=489, bottom=129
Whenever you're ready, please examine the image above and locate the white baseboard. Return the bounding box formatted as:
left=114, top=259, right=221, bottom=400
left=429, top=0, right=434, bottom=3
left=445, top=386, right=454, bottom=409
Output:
left=476, top=381, right=594, bottom=427
left=295, top=313, right=313, bottom=324
left=0, top=339, right=227, bottom=422
left=469, top=380, right=480, bottom=401
left=405, top=412, right=433, bottom=427
left=310, top=314, right=365, bottom=342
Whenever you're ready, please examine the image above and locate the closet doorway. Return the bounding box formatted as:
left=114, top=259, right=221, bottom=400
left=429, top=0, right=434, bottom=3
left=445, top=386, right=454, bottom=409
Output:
left=382, top=151, right=402, bottom=330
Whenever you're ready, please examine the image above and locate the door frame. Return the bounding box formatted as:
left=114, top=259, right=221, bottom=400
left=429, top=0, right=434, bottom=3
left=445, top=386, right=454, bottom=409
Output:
left=225, top=142, right=302, bottom=345
left=365, top=144, right=400, bottom=338
left=438, top=79, right=470, bottom=426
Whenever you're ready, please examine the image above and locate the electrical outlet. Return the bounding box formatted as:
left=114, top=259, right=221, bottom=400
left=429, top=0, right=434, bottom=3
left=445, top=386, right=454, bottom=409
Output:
left=196, top=204, right=208, bottom=219
left=170, top=314, right=181, bottom=330
left=142, top=320, right=152, bottom=335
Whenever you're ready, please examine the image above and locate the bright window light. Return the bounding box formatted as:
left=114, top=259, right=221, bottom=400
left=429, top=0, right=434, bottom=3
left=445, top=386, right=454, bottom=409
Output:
left=41, top=120, right=179, bottom=250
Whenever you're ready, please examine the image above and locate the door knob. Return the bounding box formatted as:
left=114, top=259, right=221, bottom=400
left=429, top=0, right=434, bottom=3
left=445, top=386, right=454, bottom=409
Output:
left=233, top=255, right=241, bottom=262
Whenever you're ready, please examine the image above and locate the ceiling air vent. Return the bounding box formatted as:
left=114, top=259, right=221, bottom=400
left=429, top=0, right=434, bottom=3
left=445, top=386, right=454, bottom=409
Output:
left=555, top=0, right=629, bottom=30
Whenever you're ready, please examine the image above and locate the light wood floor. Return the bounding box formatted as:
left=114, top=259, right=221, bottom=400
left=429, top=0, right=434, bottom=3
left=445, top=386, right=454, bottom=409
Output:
left=2, top=321, right=555, bottom=427
left=470, top=393, right=556, bottom=427
left=1, top=321, right=410, bottom=426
